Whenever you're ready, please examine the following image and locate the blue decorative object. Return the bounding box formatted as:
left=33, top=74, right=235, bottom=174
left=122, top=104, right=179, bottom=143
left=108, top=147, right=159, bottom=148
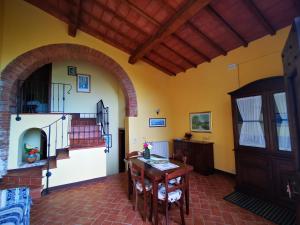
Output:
left=0, top=187, right=31, bottom=225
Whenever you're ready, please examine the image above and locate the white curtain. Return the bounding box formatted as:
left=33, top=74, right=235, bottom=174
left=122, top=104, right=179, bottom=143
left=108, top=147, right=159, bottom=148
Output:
left=274, top=92, right=291, bottom=151
left=237, top=96, right=266, bottom=148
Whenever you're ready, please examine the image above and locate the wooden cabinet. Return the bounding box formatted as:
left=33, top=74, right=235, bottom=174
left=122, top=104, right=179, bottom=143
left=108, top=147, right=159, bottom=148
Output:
left=173, top=139, right=214, bottom=175
left=229, top=76, right=296, bottom=208
left=282, top=18, right=300, bottom=221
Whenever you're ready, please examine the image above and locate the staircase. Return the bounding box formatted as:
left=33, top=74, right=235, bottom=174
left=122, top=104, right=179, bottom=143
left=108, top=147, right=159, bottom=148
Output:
left=0, top=148, right=70, bottom=200
left=69, top=115, right=105, bottom=148
left=3, top=100, right=110, bottom=197
left=0, top=167, right=43, bottom=200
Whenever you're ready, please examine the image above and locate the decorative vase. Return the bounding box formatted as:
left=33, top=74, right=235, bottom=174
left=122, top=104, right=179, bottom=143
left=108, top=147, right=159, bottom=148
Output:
left=26, top=154, right=37, bottom=163
left=143, top=148, right=150, bottom=159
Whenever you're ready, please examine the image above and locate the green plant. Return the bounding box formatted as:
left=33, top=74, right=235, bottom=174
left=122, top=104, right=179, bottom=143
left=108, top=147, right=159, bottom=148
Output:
left=24, top=144, right=40, bottom=155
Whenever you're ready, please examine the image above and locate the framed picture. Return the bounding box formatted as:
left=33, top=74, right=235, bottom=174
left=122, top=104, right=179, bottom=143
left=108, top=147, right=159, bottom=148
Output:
left=149, top=118, right=166, bottom=127
left=67, top=66, right=77, bottom=76
left=190, top=112, right=212, bottom=132
left=77, top=74, right=91, bottom=93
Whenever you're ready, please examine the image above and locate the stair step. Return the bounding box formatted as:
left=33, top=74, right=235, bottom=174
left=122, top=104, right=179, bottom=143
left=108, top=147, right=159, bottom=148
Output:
left=71, top=118, right=97, bottom=126
left=42, top=157, right=57, bottom=170
left=0, top=167, right=44, bottom=200
left=70, top=139, right=105, bottom=148
left=56, top=148, right=69, bottom=160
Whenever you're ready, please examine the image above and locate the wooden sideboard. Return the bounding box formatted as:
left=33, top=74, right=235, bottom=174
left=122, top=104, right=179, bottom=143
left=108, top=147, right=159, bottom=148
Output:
left=173, top=139, right=214, bottom=175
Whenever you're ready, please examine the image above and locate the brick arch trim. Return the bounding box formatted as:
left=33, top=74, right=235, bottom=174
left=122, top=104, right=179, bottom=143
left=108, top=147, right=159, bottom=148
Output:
left=0, top=43, right=137, bottom=177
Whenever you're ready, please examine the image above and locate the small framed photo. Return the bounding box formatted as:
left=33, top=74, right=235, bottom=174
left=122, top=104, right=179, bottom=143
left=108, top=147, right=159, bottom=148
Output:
left=190, top=112, right=212, bottom=132
left=67, top=66, right=77, bottom=76
left=149, top=118, right=166, bottom=127
left=77, top=74, right=91, bottom=93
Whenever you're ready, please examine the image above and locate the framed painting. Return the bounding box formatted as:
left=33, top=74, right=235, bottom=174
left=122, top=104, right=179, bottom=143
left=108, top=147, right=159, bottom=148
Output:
left=67, top=66, right=77, bottom=76
left=190, top=112, right=212, bottom=132
left=149, top=118, right=166, bottom=127
left=77, top=74, right=91, bottom=93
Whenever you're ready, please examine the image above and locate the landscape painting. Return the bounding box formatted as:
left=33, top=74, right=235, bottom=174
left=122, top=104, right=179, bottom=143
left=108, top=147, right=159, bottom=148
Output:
left=190, top=112, right=212, bottom=132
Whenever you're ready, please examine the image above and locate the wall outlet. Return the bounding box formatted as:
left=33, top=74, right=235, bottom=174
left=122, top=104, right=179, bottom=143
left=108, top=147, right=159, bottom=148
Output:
left=228, top=64, right=237, bottom=70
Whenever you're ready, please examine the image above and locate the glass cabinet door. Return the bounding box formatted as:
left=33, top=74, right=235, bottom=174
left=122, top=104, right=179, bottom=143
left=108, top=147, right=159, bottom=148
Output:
left=236, top=95, right=266, bottom=148
left=273, top=92, right=291, bottom=151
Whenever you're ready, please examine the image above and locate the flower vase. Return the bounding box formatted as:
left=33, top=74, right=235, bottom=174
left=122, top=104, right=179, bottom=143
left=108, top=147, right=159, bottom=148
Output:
left=144, top=148, right=150, bottom=159
left=26, top=154, right=37, bottom=163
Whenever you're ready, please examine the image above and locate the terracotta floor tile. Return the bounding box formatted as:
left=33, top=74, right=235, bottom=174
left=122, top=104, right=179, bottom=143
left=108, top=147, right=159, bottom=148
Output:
left=31, top=172, right=275, bottom=225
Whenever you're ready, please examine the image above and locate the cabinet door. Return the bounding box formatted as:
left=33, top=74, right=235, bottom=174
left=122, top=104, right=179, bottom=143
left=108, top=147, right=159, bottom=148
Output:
left=237, top=150, right=272, bottom=198
left=272, top=158, right=296, bottom=208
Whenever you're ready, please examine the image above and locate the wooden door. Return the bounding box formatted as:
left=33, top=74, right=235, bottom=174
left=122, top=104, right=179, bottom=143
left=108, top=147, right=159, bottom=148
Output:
left=118, top=128, right=125, bottom=173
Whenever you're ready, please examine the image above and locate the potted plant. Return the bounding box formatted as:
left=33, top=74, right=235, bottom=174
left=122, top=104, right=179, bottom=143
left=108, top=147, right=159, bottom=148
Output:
left=143, top=142, right=152, bottom=159
left=24, top=144, right=40, bottom=163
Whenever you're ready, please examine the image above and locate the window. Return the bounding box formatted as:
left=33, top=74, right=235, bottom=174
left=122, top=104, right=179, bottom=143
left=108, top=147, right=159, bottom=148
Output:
left=273, top=92, right=291, bottom=151
left=236, top=95, right=266, bottom=148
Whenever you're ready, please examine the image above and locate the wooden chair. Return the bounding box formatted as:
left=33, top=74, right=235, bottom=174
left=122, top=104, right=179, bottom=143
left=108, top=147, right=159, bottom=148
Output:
left=126, top=151, right=141, bottom=199
left=171, top=152, right=187, bottom=164
left=128, top=161, right=152, bottom=222
left=151, top=167, right=187, bottom=225
left=169, top=154, right=187, bottom=185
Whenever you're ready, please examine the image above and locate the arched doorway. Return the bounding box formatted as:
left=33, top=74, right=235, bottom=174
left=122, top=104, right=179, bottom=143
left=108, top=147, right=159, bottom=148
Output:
left=0, top=43, right=138, bottom=177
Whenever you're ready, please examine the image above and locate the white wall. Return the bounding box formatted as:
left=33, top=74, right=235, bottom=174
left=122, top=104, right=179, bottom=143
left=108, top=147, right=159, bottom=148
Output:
left=43, top=147, right=106, bottom=188
left=52, top=60, right=125, bottom=175
left=8, top=114, right=69, bottom=169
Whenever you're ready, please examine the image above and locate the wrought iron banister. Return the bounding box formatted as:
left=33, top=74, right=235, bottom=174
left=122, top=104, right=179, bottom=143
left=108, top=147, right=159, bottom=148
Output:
left=97, top=100, right=110, bottom=153
left=41, top=114, right=69, bottom=195
left=15, top=80, right=72, bottom=121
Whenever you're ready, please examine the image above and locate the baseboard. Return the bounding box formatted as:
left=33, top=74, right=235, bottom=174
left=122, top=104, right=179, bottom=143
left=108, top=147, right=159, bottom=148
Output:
left=214, top=169, right=236, bottom=178
left=42, top=176, right=107, bottom=194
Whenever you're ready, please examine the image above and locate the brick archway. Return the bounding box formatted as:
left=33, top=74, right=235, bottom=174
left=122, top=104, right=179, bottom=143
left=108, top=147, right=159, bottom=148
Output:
left=0, top=43, right=137, bottom=177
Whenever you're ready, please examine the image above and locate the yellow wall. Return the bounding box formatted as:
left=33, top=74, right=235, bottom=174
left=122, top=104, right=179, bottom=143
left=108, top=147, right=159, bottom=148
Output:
left=0, top=0, right=4, bottom=66
left=169, top=27, right=288, bottom=174
left=0, top=0, right=291, bottom=174
left=0, top=0, right=174, bottom=157
left=52, top=60, right=125, bottom=175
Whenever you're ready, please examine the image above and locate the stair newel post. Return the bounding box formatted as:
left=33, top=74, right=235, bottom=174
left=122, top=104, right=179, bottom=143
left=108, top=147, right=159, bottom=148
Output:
left=16, top=80, right=22, bottom=121
left=62, top=84, right=66, bottom=115
left=44, top=125, right=52, bottom=195
left=61, top=116, right=64, bottom=149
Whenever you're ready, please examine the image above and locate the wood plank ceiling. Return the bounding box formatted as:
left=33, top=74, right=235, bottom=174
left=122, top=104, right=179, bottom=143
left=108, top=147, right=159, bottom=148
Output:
left=25, top=0, right=300, bottom=76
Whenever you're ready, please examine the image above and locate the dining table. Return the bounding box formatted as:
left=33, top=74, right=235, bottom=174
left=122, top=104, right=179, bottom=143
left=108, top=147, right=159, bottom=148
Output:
left=127, top=155, right=193, bottom=225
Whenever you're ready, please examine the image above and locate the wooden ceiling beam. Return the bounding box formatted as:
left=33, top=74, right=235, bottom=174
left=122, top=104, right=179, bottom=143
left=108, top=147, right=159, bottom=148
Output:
left=93, top=1, right=150, bottom=37
left=161, top=43, right=197, bottom=68
left=206, top=5, right=248, bottom=47
left=68, top=0, right=81, bottom=37
left=151, top=50, right=186, bottom=72
left=122, top=0, right=211, bottom=65
left=128, top=0, right=212, bottom=64
left=187, top=22, right=227, bottom=55
left=244, top=0, right=275, bottom=35
left=142, top=57, right=176, bottom=76
left=160, top=0, right=226, bottom=56
left=172, top=34, right=211, bottom=62
left=80, top=24, right=132, bottom=54
left=82, top=10, right=138, bottom=45
left=123, top=0, right=160, bottom=26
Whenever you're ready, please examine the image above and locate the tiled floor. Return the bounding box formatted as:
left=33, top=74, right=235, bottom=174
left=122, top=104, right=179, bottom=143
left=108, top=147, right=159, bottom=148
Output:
left=31, top=172, right=275, bottom=225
